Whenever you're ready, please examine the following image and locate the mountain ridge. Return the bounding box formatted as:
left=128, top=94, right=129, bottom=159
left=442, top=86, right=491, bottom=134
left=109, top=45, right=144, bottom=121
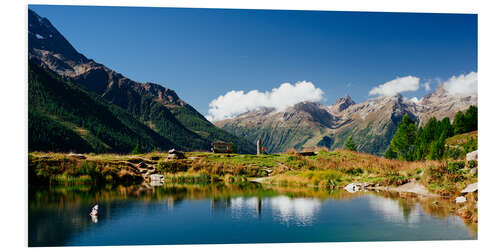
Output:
left=215, top=88, right=477, bottom=155
left=28, top=9, right=256, bottom=154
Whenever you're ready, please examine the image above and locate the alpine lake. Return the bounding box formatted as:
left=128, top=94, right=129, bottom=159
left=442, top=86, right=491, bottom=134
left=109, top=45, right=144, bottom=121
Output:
left=28, top=182, right=477, bottom=246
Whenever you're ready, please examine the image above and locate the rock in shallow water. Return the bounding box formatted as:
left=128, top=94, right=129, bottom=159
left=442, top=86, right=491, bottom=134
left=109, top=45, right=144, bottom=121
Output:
left=344, top=183, right=360, bottom=193
left=455, top=196, right=467, bottom=203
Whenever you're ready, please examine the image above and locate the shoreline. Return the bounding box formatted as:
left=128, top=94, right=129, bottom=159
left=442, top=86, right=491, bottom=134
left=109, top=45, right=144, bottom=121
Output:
left=28, top=149, right=477, bottom=225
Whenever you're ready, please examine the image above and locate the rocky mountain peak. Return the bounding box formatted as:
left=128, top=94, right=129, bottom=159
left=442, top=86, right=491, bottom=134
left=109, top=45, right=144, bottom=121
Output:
left=28, top=9, right=192, bottom=109
left=330, top=94, right=356, bottom=113
left=28, top=9, right=88, bottom=66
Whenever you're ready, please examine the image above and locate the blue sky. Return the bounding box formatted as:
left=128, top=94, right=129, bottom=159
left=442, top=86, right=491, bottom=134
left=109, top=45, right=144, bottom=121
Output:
left=29, top=5, right=477, bottom=119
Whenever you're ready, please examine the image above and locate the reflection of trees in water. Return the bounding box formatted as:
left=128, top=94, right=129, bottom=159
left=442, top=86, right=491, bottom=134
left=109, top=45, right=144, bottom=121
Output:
left=29, top=183, right=476, bottom=246
left=369, top=190, right=477, bottom=236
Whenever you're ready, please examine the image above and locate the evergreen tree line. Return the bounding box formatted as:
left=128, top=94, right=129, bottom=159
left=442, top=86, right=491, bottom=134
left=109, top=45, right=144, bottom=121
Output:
left=28, top=61, right=176, bottom=153
left=385, top=105, right=477, bottom=161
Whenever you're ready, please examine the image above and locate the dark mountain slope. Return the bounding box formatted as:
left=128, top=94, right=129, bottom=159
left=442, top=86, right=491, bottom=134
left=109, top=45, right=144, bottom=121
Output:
left=28, top=61, right=177, bottom=153
left=28, top=9, right=256, bottom=154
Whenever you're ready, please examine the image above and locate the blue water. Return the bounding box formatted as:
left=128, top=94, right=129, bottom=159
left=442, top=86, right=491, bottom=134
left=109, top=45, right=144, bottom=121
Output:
left=28, top=184, right=476, bottom=246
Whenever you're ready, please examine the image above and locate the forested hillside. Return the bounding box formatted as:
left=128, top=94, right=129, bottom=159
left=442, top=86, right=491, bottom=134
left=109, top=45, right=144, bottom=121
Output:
left=28, top=61, right=177, bottom=153
left=385, top=105, right=478, bottom=161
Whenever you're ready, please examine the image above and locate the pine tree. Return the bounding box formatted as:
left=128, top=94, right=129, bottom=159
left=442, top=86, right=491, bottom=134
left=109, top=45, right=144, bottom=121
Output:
left=428, top=132, right=446, bottom=160
left=464, top=105, right=478, bottom=132
left=439, top=117, right=454, bottom=138
left=453, top=111, right=467, bottom=135
left=345, top=135, right=357, bottom=151
left=384, top=144, right=397, bottom=159
left=389, top=114, right=417, bottom=161
left=131, top=142, right=142, bottom=154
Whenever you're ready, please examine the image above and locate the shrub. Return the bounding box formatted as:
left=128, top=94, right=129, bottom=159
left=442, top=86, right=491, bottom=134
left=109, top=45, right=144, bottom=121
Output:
left=447, top=161, right=465, bottom=173
left=74, top=161, right=98, bottom=176
left=468, top=160, right=477, bottom=168
left=345, top=167, right=363, bottom=176
left=158, top=160, right=189, bottom=173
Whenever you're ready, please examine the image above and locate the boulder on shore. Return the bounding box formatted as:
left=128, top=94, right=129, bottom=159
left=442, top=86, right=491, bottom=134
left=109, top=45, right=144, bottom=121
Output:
left=344, top=183, right=360, bottom=193
left=150, top=174, right=164, bottom=182
left=167, top=149, right=185, bottom=159
left=455, top=196, right=467, bottom=203
left=68, top=153, right=86, bottom=159
left=466, top=150, right=478, bottom=161
left=343, top=182, right=375, bottom=193
left=461, top=182, right=478, bottom=194
left=469, top=167, right=478, bottom=174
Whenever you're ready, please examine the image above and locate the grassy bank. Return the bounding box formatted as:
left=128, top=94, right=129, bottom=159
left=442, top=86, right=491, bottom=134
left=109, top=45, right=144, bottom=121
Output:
left=29, top=148, right=477, bottom=196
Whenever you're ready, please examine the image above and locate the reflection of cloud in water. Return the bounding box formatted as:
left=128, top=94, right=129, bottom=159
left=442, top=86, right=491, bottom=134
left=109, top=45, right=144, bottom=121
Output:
left=229, top=197, right=259, bottom=219
left=268, top=196, right=321, bottom=226
left=368, top=195, right=420, bottom=225
left=228, top=196, right=321, bottom=225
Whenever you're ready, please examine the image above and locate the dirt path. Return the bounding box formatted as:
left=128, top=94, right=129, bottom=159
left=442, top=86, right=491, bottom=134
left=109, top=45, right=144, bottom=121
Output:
left=369, top=181, right=438, bottom=197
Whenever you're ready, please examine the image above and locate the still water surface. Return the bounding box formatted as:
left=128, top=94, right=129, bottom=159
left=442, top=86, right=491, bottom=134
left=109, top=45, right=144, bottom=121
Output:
left=28, top=183, right=476, bottom=246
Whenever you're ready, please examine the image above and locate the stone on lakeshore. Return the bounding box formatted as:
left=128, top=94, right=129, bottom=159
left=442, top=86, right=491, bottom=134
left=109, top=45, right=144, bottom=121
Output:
left=167, top=149, right=185, bottom=159
left=150, top=174, right=164, bottom=182
left=455, top=196, right=467, bottom=203
left=344, top=183, right=360, bottom=193
left=461, top=182, right=478, bottom=194
left=466, top=150, right=478, bottom=161
left=68, top=153, right=86, bottom=159
left=469, top=168, right=477, bottom=174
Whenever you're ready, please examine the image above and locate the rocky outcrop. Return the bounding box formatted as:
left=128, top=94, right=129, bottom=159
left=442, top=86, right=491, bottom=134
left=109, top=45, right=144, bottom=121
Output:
left=167, top=149, right=185, bottom=159
left=329, top=94, right=355, bottom=113
left=466, top=150, right=478, bottom=161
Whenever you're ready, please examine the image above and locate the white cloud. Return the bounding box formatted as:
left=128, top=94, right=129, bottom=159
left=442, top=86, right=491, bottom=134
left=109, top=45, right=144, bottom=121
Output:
left=369, top=76, right=420, bottom=96
left=409, top=97, right=421, bottom=103
left=206, top=81, right=325, bottom=121
left=424, top=81, right=431, bottom=91
left=442, top=72, right=477, bottom=96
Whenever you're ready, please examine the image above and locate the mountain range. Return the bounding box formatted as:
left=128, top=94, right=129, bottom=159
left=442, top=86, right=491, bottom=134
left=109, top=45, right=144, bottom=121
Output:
left=27, top=9, right=477, bottom=156
left=215, top=88, right=477, bottom=155
left=28, top=9, right=256, bottom=154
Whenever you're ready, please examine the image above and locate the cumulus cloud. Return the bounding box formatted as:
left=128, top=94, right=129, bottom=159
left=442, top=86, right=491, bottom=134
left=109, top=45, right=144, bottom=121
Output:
left=424, top=81, right=431, bottom=91
left=442, top=72, right=477, bottom=96
left=206, top=81, right=325, bottom=121
left=409, top=97, right=421, bottom=103
left=369, top=76, right=420, bottom=96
